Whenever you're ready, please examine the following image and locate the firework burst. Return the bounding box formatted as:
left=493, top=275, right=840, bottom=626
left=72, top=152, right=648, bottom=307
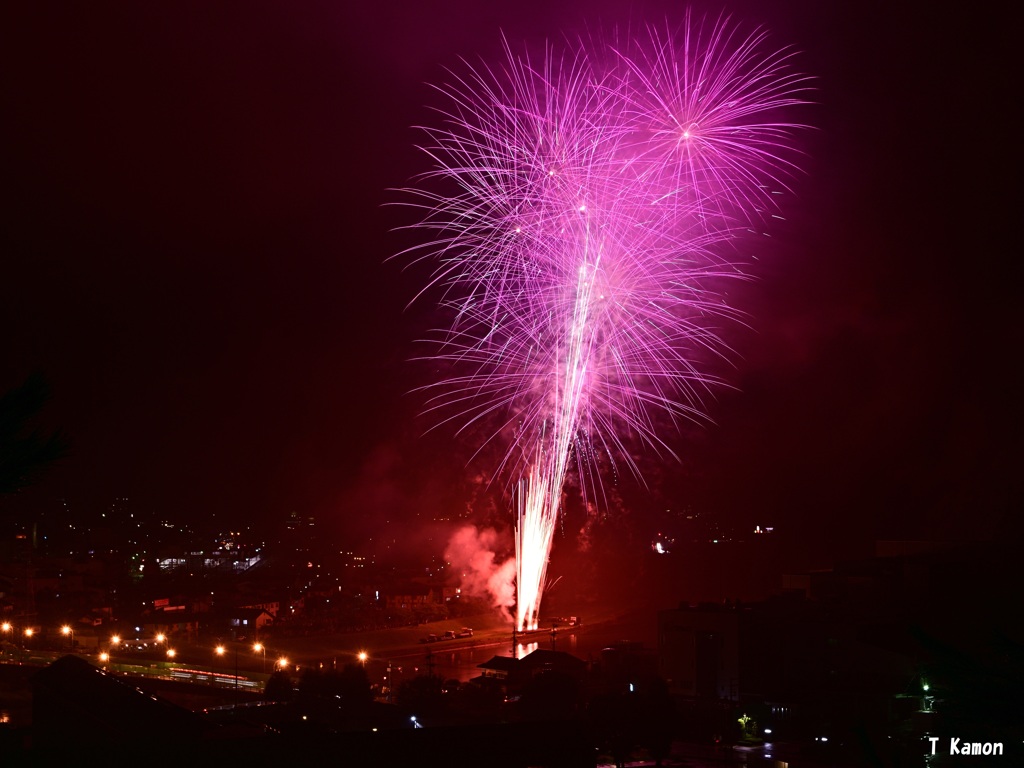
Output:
left=398, top=14, right=810, bottom=630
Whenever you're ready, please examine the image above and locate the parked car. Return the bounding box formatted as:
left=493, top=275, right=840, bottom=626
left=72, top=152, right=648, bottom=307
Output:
left=456, top=627, right=474, bottom=638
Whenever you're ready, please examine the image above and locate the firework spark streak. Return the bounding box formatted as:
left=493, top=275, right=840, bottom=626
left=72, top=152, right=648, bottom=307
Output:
left=398, top=15, right=810, bottom=630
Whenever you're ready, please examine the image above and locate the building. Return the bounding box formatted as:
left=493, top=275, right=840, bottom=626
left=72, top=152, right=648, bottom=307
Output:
left=658, top=603, right=739, bottom=700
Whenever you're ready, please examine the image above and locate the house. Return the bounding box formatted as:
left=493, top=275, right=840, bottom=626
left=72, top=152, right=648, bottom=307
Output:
left=224, top=607, right=274, bottom=639
left=518, top=649, right=587, bottom=681
left=383, top=584, right=438, bottom=611
left=478, top=655, right=519, bottom=681
left=476, top=649, right=587, bottom=695
left=141, top=611, right=202, bottom=642
left=239, top=599, right=281, bottom=618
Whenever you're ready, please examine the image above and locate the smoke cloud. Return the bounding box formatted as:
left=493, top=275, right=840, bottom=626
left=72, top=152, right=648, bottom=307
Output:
left=445, top=525, right=515, bottom=619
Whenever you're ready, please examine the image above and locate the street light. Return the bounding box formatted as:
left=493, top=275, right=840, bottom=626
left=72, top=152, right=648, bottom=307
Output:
left=276, top=656, right=289, bottom=671
left=253, top=642, right=266, bottom=672
left=166, top=648, right=176, bottom=659
left=215, top=646, right=229, bottom=691
left=60, top=625, right=74, bottom=651
left=216, top=643, right=240, bottom=706
left=1, top=622, right=12, bottom=655
left=358, top=651, right=368, bottom=666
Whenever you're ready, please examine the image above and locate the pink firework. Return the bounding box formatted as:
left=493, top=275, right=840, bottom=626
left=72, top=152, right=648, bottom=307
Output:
left=398, top=15, right=810, bottom=630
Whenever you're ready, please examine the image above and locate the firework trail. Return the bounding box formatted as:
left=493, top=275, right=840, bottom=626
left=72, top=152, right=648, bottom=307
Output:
left=399, top=15, right=809, bottom=630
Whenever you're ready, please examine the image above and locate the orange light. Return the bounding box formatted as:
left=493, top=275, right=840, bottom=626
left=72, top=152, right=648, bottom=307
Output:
left=215, top=645, right=226, bottom=656
left=61, top=625, right=72, bottom=636
left=24, top=628, right=33, bottom=638
left=253, top=642, right=263, bottom=652
left=155, top=633, right=166, bottom=643
left=99, top=652, right=109, bottom=662
left=276, top=657, right=288, bottom=669
left=111, top=635, right=121, bottom=645
left=166, top=648, right=176, bottom=659
left=1, top=622, right=11, bottom=633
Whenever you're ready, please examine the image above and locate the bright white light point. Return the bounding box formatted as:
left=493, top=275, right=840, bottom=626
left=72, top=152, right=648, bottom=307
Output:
left=579, top=205, right=586, bottom=212
left=548, top=169, right=555, bottom=176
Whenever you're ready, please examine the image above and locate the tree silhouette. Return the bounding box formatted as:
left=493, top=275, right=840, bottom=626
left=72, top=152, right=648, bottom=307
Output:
left=520, top=669, right=581, bottom=720
left=264, top=671, right=293, bottom=702
left=337, top=663, right=373, bottom=706
left=296, top=665, right=373, bottom=708
left=395, top=674, right=445, bottom=714
left=638, top=676, right=676, bottom=766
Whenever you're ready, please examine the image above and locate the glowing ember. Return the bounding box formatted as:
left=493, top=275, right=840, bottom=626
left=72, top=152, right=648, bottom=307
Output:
left=399, top=14, right=810, bottom=630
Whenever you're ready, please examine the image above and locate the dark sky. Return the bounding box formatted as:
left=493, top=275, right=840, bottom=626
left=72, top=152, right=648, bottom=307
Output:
left=1, top=1, right=1018, bottom=560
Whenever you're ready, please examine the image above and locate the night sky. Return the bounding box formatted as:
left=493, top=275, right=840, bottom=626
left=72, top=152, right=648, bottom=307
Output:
left=2, top=2, right=1018, bottom=563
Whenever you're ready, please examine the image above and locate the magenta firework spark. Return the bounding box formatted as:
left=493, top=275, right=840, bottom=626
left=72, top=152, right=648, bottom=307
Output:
left=398, top=15, right=810, bottom=630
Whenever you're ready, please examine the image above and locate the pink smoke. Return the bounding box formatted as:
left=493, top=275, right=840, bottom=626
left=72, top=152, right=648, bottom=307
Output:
left=445, top=525, right=515, bottom=619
